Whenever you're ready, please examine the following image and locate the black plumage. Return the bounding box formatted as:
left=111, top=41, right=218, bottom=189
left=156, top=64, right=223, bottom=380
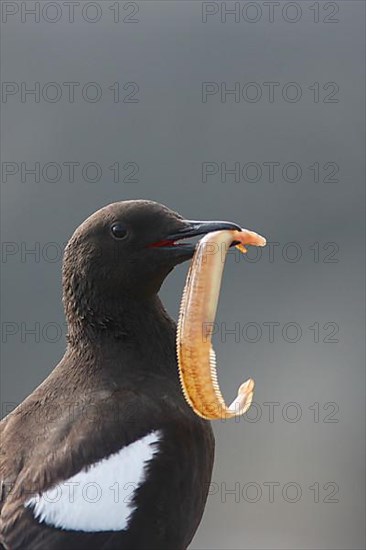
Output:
left=0, top=200, right=241, bottom=550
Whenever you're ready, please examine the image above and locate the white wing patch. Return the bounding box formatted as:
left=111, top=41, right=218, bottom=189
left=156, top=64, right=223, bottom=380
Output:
left=25, top=430, right=162, bottom=532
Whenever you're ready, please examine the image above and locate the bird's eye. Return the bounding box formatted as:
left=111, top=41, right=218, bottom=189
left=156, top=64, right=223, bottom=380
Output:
left=110, top=223, right=128, bottom=240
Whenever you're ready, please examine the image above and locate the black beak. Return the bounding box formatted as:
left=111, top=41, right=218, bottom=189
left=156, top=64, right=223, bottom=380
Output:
left=148, top=219, right=242, bottom=264
left=166, top=219, right=242, bottom=241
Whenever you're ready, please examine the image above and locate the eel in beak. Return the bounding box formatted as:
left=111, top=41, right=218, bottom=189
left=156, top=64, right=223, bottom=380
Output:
left=177, top=228, right=266, bottom=420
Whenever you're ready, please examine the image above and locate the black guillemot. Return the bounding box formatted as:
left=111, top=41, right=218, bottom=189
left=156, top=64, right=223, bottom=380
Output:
left=0, top=200, right=242, bottom=550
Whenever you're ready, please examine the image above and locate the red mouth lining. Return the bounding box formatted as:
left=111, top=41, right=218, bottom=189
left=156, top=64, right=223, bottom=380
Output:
left=148, top=239, right=176, bottom=248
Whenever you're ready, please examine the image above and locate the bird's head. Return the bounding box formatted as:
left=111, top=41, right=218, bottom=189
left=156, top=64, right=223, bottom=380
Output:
left=62, top=200, right=241, bottom=329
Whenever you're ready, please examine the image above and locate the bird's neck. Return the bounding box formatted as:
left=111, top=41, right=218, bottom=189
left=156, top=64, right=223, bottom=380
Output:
left=65, top=293, right=178, bottom=372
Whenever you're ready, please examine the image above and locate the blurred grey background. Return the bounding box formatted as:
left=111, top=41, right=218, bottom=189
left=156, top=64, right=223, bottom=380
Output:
left=1, top=1, right=365, bottom=548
